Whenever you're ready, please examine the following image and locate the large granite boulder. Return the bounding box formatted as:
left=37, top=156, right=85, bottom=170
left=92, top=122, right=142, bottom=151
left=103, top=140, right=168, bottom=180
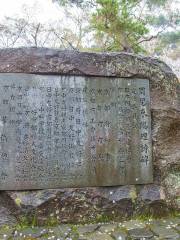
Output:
left=0, top=48, right=179, bottom=224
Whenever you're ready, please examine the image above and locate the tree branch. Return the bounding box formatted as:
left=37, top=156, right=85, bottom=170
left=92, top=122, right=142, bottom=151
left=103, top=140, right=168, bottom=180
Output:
left=135, top=27, right=166, bottom=45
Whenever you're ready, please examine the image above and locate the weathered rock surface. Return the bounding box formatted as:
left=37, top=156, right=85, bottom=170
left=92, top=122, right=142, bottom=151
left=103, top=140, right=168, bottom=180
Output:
left=5, top=187, right=135, bottom=224
left=0, top=47, right=179, bottom=224
left=128, top=228, right=154, bottom=239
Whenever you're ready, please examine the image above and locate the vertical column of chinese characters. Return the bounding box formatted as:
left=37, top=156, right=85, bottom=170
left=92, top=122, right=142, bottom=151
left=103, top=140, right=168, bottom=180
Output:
left=0, top=84, right=11, bottom=183
left=139, top=87, right=150, bottom=166
left=37, top=86, right=46, bottom=181
left=30, top=87, right=40, bottom=182
left=68, top=87, right=76, bottom=177
left=60, top=86, right=68, bottom=179
left=124, top=86, right=133, bottom=164
left=96, top=88, right=111, bottom=165
left=89, top=87, right=97, bottom=175
left=46, top=86, right=53, bottom=179
left=78, top=86, right=88, bottom=175
left=53, top=87, right=61, bottom=180
left=22, top=86, right=39, bottom=183
left=67, top=92, right=76, bottom=177
left=15, top=83, right=32, bottom=183
left=15, top=83, right=25, bottom=182
left=116, top=86, right=128, bottom=177
left=74, top=87, right=83, bottom=149
left=74, top=87, right=83, bottom=175
left=22, top=85, right=31, bottom=180
left=70, top=85, right=86, bottom=179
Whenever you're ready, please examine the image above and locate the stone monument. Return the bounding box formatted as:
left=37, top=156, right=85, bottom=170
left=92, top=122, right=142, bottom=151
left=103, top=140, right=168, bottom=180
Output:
left=0, top=48, right=179, bottom=224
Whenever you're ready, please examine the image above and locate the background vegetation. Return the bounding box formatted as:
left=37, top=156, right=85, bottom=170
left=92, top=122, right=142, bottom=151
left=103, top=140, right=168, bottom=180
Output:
left=0, top=0, right=179, bottom=76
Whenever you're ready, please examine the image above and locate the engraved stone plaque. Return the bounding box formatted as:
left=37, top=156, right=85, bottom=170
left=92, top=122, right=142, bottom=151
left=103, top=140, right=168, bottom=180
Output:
left=0, top=73, right=152, bottom=190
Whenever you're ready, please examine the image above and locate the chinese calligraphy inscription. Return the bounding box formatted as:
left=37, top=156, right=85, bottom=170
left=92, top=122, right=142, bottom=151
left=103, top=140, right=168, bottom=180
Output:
left=0, top=73, right=152, bottom=190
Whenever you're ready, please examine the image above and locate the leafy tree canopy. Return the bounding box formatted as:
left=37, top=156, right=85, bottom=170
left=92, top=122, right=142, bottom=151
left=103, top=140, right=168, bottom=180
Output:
left=91, top=0, right=150, bottom=53
left=57, top=0, right=179, bottom=53
left=91, top=0, right=180, bottom=53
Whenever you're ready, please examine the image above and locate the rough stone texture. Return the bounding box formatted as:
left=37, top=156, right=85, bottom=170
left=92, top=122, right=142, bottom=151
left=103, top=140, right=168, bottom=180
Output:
left=150, top=225, right=180, bottom=239
left=5, top=187, right=135, bottom=224
left=0, top=47, right=179, bottom=224
left=128, top=228, right=154, bottom=239
left=136, top=185, right=170, bottom=217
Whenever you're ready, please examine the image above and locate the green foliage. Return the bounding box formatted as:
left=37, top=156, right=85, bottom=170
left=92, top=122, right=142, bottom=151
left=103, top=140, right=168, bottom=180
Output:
left=91, top=0, right=149, bottom=53
left=91, top=0, right=148, bottom=52
left=90, top=0, right=180, bottom=53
